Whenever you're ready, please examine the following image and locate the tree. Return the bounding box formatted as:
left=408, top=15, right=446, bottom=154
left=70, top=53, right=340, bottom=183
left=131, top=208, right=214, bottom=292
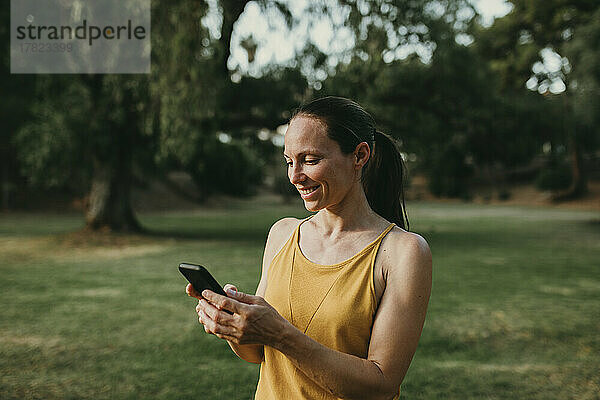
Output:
left=15, top=75, right=152, bottom=231
left=318, top=1, right=551, bottom=198
left=556, top=6, right=600, bottom=199
left=12, top=0, right=307, bottom=231
left=475, top=0, right=600, bottom=199
left=0, top=5, right=36, bottom=210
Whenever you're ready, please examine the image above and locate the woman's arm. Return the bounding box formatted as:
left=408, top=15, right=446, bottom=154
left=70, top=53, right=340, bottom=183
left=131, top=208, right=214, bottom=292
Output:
left=198, top=231, right=432, bottom=399
left=282, top=232, right=432, bottom=398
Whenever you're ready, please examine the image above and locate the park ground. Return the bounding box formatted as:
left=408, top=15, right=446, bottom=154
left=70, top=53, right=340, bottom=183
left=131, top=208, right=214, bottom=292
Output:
left=0, top=196, right=599, bottom=399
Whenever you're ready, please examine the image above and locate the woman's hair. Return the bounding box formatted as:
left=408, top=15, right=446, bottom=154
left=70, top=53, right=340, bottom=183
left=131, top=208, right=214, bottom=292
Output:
left=291, top=96, right=409, bottom=231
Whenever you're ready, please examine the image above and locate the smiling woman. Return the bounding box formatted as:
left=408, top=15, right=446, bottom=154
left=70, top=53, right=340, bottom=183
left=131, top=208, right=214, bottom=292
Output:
left=187, top=96, right=432, bottom=400
left=284, top=97, right=410, bottom=231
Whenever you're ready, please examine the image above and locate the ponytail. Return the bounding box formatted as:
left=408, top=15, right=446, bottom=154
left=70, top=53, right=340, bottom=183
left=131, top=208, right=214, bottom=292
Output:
left=362, top=130, right=410, bottom=231
left=292, top=96, right=409, bottom=231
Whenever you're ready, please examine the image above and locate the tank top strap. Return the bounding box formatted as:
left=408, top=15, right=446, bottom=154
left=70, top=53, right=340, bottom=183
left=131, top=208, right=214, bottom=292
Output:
left=374, top=223, right=395, bottom=246
left=292, top=214, right=314, bottom=240
left=298, top=214, right=315, bottom=229
left=367, top=222, right=395, bottom=266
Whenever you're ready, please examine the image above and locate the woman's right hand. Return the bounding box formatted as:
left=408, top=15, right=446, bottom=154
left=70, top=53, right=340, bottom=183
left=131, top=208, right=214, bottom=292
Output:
left=193, top=286, right=290, bottom=347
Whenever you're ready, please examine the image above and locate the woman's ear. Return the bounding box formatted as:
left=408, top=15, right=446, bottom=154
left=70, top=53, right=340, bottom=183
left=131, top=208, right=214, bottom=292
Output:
left=353, top=142, right=371, bottom=170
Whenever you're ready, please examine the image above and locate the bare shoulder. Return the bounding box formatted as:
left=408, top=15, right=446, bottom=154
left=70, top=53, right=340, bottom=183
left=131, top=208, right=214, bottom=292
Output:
left=267, top=217, right=301, bottom=246
left=263, top=217, right=302, bottom=263
left=379, top=227, right=432, bottom=279
left=270, top=216, right=301, bottom=235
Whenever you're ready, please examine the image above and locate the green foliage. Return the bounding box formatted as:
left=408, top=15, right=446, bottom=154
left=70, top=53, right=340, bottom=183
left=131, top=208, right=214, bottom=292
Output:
left=13, top=75, right=152, bottom=195
left=319, top=0, right=600, bottom=199
left=6, top=0, right=600, bottom=211
left=476, top=0, right=600, bottom=197
left=13, top=79, right=93, bottom=192
left=188, top=138, right=264, bottom=197
left=151, top=0, right=219, bottom=167
left=0, top=5, right=37, bottom=206
left=427, top=140, right=474, bottom=198
left=7, top=0, right=307, bottom=214
left=150, top=2, right=307, bottom=198
left=563, top=7, right=600, bottom=150
left=219, top=66, right=308, bottom=135
left=474, top=0, right=599, bottom=91
left=323, top=17, right=551, bottom=198
left=535, top=155, right=572, bottom=191
left=14, top=108, right=85, bottom=191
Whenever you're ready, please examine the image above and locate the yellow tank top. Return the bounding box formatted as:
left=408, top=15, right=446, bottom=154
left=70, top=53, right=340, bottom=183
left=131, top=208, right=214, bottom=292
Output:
left=254, top=217, right=399, bottom=400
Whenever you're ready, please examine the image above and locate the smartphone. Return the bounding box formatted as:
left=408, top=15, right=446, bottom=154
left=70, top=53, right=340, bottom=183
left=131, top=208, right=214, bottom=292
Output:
left=179, top=262, right=227, bottom=297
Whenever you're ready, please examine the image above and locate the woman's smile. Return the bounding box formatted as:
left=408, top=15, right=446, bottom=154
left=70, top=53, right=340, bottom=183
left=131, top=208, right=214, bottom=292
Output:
left=298, top=185, right=320, bottom=199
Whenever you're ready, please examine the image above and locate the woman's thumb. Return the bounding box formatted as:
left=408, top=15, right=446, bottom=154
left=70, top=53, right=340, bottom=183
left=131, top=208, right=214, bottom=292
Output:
left=226, top=289, right=258, bottom=304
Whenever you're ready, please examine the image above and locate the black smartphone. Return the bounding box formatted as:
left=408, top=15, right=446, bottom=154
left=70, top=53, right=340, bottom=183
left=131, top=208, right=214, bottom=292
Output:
left=179, top=263, right=227, bottom=297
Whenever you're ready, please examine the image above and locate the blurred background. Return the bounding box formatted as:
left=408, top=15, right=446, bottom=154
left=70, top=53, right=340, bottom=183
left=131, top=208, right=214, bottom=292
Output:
left=1, top=1, right=599, bottom=399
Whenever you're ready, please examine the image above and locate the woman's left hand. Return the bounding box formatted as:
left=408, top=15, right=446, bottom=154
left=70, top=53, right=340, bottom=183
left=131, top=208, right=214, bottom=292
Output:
left=194, top=287, right=287, bottom=346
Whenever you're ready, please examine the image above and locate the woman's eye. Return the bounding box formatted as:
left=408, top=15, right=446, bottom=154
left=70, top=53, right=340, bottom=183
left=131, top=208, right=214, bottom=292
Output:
left=305, top=159, right=319, bottom=165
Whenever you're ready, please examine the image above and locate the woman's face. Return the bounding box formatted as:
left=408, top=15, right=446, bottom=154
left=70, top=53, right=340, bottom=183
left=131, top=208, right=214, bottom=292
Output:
left=283, top=116, right=359, bottom=212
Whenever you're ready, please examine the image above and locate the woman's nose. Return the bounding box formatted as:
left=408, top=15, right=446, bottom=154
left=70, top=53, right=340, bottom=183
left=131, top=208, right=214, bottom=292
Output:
left=289, top=164, right=305, bottom=184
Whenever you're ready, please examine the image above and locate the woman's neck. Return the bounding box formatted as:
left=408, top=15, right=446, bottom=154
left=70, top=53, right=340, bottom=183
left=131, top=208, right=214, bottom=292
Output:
left=313, top=184, right=385, bottom=234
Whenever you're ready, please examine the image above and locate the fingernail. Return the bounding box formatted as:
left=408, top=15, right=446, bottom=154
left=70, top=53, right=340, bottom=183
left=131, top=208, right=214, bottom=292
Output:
left=202, top=290, right=209, bottom=297
left=226, top=288, right=236, bottom=296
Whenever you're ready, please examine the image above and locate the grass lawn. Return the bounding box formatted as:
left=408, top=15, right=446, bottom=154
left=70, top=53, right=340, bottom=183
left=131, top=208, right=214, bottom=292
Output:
left=1, top=198, right=598, bottom=399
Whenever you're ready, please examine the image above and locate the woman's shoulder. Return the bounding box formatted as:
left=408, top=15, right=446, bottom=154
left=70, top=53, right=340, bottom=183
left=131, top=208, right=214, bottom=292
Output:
left=380, top=226, right=432, bottom=275
left=264, top=217, right=303, bottom=255
left=386, top=226, right=431, bottom=252
left=268, top=217, right=303, bottom=239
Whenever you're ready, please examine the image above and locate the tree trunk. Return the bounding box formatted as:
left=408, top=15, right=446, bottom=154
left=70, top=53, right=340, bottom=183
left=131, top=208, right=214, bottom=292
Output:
left=1, top=155, right=9, bottom=210
left=85, top=154, right=141, bottom=232
left=84, top=77, right=142, bottom=232
left=552, top=135, right=588, bottom=202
